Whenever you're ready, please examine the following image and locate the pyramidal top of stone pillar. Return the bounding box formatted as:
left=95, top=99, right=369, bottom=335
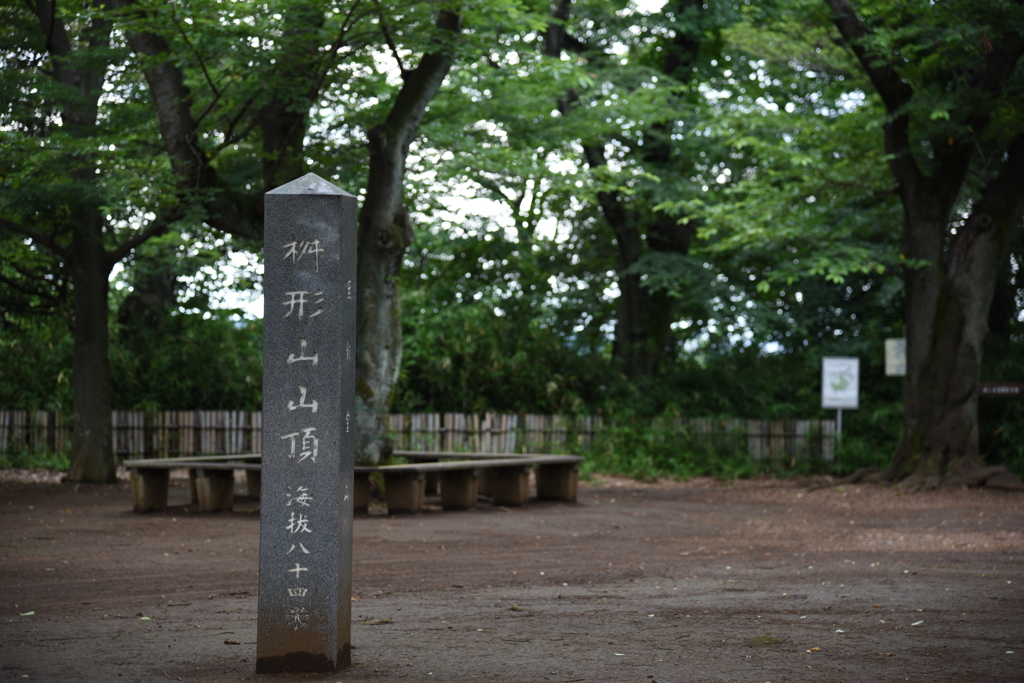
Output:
left=267, top=172, right=354, bottom=196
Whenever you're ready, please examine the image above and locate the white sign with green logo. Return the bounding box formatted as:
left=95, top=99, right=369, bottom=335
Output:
left=822, top=357, right=860, bottom=410
left=822, top=357, right=859, bottom=442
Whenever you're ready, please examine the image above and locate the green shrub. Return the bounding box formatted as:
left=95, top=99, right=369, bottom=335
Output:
left=0, top=448, right=70, bottom=471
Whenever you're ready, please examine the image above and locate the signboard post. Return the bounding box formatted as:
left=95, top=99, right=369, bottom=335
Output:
left=822, top=357, right=860, bottom=443
left=256, top=173, right=357, bottom=673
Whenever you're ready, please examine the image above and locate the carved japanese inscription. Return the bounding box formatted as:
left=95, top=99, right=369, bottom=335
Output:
left=257, top=173, right=357, bottom=674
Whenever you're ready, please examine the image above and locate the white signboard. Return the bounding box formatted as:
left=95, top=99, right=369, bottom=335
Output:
left=822, top=357, right=860, bottom=409
left=885, top=338, right=906, bottom=376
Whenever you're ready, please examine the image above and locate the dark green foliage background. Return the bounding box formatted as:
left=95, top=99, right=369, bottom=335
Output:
left=1, top=309, right=262, bottom=412
left=2, top=0, right=1022, bottom=479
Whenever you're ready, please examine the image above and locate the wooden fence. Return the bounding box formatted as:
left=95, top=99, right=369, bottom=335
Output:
left=0, top=410, right=261, bottom=459
left=651, top=417, right=837, bottom=462
left=385, top=414, right=835, bottom=462
left=0, top=410, right=835, bottom=462
left=385, top=413, right=606, bottom=454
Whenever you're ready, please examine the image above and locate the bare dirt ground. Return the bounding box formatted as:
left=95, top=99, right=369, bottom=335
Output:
left=1, top=469, right=1022, bottom=683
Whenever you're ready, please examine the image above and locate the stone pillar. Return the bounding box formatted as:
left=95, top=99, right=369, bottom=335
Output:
left=256, top=174, right=357, bottom=673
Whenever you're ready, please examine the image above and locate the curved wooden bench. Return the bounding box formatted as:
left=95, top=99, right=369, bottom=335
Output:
left=125, top=452, right=582, bottom=515
left=124, top=456, right=261, bottom=513
left=357, top=454, right=583, bottom=513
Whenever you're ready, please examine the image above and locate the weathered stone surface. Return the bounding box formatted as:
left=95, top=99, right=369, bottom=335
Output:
left=257, top=173, right=357, bottom=673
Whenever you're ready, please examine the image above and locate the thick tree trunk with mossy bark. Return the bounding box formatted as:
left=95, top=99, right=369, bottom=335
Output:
left=827, top=0, right=1024, bottom=488
left=888, top=136, right=1024, bottom=488
left=354, top=11, right=462, bottom=465
left=354, top=204, right=413, bottom=466
left=892, top=200, right=1021, bottom=488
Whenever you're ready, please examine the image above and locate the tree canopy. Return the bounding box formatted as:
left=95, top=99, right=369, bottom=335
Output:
left=2, top=0, right=1022, bottom=483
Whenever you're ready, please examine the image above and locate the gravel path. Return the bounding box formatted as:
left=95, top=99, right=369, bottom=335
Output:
left=1, top=472, right=1022, bottom=682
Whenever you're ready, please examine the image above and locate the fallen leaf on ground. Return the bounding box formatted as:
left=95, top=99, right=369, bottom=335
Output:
left=749, top=635, right=783, bottom=645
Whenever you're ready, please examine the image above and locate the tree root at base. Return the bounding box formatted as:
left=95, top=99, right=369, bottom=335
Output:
left=829, top=465, right=1024, bottom=491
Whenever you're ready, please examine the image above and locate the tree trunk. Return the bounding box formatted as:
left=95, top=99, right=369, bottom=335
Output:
left=550, top=0, right=701, bottom=380
left=891, top=142, right=1024, bottom=486
left=893, top=220, right=991, bottom=485
left=826, top=0, right=1024, bottom=486
left=65, top=210, right=115, bottom=483
left=354, top=12, right=461, bottom=464
left=27, top=1, right=116, bottom=482
left=355, top=205, right=413, bottom=465
left=583, top=145, right=680, bottom=377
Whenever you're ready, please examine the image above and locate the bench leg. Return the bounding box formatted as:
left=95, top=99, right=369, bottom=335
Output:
left=384, top=471, right=425, bottom=514
left=418, top=458, right=439, bottom=495
left=491, top=465, right=530, bottom=506
left=130, top=468, right=169, bottom=513
left=536, top=463, right=579, bottom=501
left=188, top=469, right=199, bottom=505
left=354, top=472, right=370, bottom=514
left=425, top=471, right=440, bottom=496
left=440, top=469, right=479, bottom=510
left=194, top=469, right=235, bottom=512
left=245, top=469, right=261, bottom=498
left=477, top=469, right=494, bottom=496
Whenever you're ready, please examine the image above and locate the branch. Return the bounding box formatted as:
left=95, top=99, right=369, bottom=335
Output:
left=1, top=217, right=72, bottom=261
left=972, top=30, right=1024, bottom=97
left=0, top=272, right=62, bottom=305
left=464, top=170, right=517, bottom=206
left=944, top=132, right=1024, bottom=282
left=824, top=0, right=921, bottom=194
left=960, top=32, right=1024, bottom=167
left=110, top=0, right=262, bottom=240
left=192, top=86, right=225, bottom=132
left=256, top=1, right=344, bottom=192
left=28, top=0, right=69, bottom=58
left=823, top=0, right=912, bottom=112
left=315, top=6, right=364, bottom=87
left=361, top=10, right=463, bottom=232
left=172, top=10, right=221, bottom=100
left=544, top=0, right=572, bottom=58
left=373, top=0, right=407, bottom=76
left=105, top=210, right=181, bottom=266
left=111, top=0, right=200, bottom=180
left=217, top=115, right=259, bottom=152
